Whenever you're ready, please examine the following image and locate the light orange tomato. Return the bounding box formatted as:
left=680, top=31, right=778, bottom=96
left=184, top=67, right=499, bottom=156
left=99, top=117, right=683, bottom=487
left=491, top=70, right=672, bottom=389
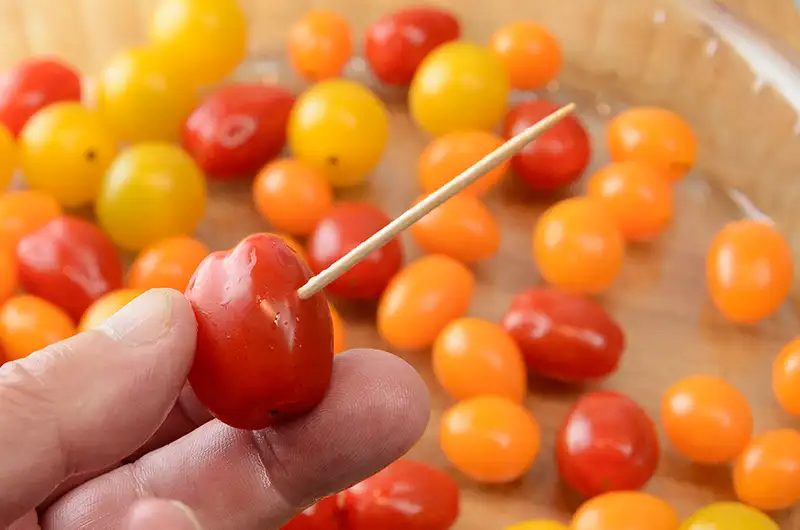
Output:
left=440, top=395, right=540, bottom=483
left=433, top=317, right=527, bottom=403
left=706, top=220, right=792, bottom=324
left=330, top=304, right=347, bottom=354
left=0, top=295, right=76, bottom=360
left=661, top=374, right=752, bottom=464
left=0, top=247, right=17, bottom=305
left=533, top=197, right=625, bottom=294
left=489, top=21, right=561, bottom=90
left=733, top=428, right=800, bottom=511
left=287, top=9, right=352, bottom=81
left=79, top=288, right=146, bottom=332
left=772, top=337, right=800, bottom=416
left=0, top=190, right=62, bottom=252
left=586, top=160, right=673, bottom=241
left=128, top=236, right=210, bottom=292
left=571, top=491, right=680, bottom=530
left=410, top=194, right=500, bottom=263
left=377, top=255, right=474, bottom=350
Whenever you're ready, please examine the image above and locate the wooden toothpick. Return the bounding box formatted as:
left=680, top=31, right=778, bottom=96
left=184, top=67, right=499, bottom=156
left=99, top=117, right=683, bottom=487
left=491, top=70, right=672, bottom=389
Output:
left=297, top=102, right=578, bottom=300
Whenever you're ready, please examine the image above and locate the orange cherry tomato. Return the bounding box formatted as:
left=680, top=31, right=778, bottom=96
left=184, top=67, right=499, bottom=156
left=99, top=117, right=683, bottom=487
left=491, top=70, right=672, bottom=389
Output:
left=330, top=303, right=347, bottom=354
left=440, top=395, right=540, bottom=483
left=533, top=197, right=625, bottom=294
left=586, top=161, right=673, bottom=242
left=410, top=194, right=500, bottom=263
left=0, top=190, right=62, bottom=253
left=433, top=317, right=527, bottom=403
left=706, top=220, right=792, bottom=324
left=489, top=21, right=561, bottom=90
left=128, top=236, right=210, bottom=292
left=0, top=248, right=17, bottom=304
left=78, top=288, right=146, bottom=332
left=733, top=429, right=800, bottom=511
left=417, top=130, right=509, bottom=197
left=571, top=491, right=680, bottom=530
left=287, top=9, right=352, bottom=81
left=253, top=158, right=334, bottom=237
left=377, top=255, right=474, bottom=350
left=661, top=375, right=752, bottom=464
left=772, top=337, right=800, bottom=416
left=0, top=295, right=76, bottom=360
left=607, top=106, right=696, bottom=181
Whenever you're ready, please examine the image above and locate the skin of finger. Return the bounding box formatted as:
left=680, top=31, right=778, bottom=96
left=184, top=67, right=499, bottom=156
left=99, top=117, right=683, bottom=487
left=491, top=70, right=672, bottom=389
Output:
left=43, top=349, right=431, bottom=530
left=0, top=289, right=197, bottom=526
left=125, top=499, right=201, bottom=530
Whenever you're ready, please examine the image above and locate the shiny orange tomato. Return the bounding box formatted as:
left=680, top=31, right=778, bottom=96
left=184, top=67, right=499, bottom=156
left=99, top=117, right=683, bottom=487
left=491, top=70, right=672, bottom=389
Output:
left=586, top=160, right=673, bottom=242
left=772, top=337, right=800, bottom=416
left=433, top=317, right=527, bottom=403
left=418, top=130, right=509, bottom=196
left=410, top=194, right=500, bottom=263
left=253, top=158, right=334, bottom=237
left=607, top=106, right=696, bottom=181
left=0, top=295, right=76, bottom=360
left=440, top=395, right=540, bottom=484
left=78, top=288, right=146, bottom=332
left=706, top=220, right=792, bottom=324
left=377, top=255, right=474, bottom=350
left=0, top=190, right=62, bottom=253
left=0, top=248, right=17, bottom=304
left=533, top=197, right=625, bottom=294
left=128, top=236, right=209, bottom=292
left=489, top=21, right=561, bottom=90
left=287, top=9, right=352, bottom=81
left=733, top=429, right=800, bottom=511
left=571, top=491, right=680, bottom=530
left=661, top=375, right=752, bottom=464
left=330, top=304, right=346, bottom=355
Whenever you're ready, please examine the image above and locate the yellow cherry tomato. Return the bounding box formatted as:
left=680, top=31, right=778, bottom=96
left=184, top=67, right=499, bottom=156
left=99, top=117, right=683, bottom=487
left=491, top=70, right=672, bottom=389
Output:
left=147, top=0, right=248, bottom=86
left=19, top=102, right=118, bottom=208
left=96, top=143, right=207, bottom=252
left=409, top=41, right=510, bottom=136
left=0, top=124, right=16, bottom=191
left=78, top=288, right=146, bottom=332
left=288, top=79, right=389, bottom=188
left=680, top=502, right=779, bottom=530
left=96, top=46, right=197, bottom=143
left=505, top=522, right=568, bottom=530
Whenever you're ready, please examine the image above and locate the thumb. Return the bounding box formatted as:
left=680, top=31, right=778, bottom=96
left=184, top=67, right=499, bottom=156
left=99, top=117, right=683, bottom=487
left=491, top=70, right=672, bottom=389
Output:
left=125, top=499, right=203, bottom=530
left=0, top=288, right=197, bottom=526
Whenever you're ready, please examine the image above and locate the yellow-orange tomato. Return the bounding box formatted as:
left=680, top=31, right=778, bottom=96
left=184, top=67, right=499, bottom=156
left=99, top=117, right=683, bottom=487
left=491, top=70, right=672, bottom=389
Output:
left=586, top=160, right=673, bottom=242
left=440, top=395, right=540, bottom=483
left=433, top=317, right=527, bottom=403
left=661, top=375, right=752, bottom=464
left=253, top=158, right=334, bottom=237
left=418, top=130, right=509, bottom=196
left=0, top=295, right=76, bottom=360
left=572, top=491, right=680, bottom=530
left=377, top=255, right=474, bottom=350
left=79, top=288, right=146, bottom=332
left=287, top=9, right=352, bottom=81
left=706, top=220, right=792, bottom=324
left=0, top=248, right=17, bottom=305
left=330, top=304, right=347, bottom=354
left=733, top=429, right=800, bottom=511
left=0, top=190, right=62, bottom=252
left=607, top=106, right=696, bottom=181
left=533, top=197, right=625, bottom=294
left=489, top=21, right=561, bottom=90
left=128, top=236, right=210, bottom=292
left=773, top=337, right=800, bottom=416
left=410, top=194, right=500, bottom=263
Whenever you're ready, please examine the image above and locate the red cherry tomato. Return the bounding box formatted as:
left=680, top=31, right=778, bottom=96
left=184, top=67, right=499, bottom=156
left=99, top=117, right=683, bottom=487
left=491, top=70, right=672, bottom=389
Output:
left=282, top=495, right=343, bottom=530
left=182, top=83, right=295, bottom=180
left=364, top=7, right=460, bottom=85
left=15, top=216, right=123, bottom=321
left=343, top=459, right=460, bottom=530
left=501, top=287, right=624, bottom=383
left=307, top=202, right=403, bottom=300
left=0, top=57, right=82, bottom=137
left=185, top=233, right=333, bottom=430
left=556, top=390, right=659, bottom=498
left=502, top=99, right=591, bottom=191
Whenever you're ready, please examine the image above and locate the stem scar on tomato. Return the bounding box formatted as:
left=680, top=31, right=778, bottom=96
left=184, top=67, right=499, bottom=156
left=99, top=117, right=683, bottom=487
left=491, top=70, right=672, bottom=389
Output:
left=85, top=149, right=96, bottom=161
left=326, top=155, right=340, bottom=167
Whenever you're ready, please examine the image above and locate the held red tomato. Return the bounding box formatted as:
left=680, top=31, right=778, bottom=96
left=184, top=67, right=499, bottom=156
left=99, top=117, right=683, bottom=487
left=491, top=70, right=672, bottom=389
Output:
left=282, top=495, right=343, bottom=530
left=15, top=216, right=124, bottom=321
left=185, top=233, right=333, bottom=430
left=343, top=459, right=460, bottom=530
left=502, top=99, right=591, bottom=191
left=307, top=202, right=403, bottom=300
left=556, top=390, right=659, bottom=498
left=500, top=287, right=624, bottom=383
left=364, top=7, right=460, bottom=85
left=182, top=83, right=295, bottom=179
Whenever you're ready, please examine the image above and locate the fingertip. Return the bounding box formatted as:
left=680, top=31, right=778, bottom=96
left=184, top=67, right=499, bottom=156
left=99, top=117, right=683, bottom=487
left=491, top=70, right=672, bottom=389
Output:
left=125, top=498, right=202, bottom=530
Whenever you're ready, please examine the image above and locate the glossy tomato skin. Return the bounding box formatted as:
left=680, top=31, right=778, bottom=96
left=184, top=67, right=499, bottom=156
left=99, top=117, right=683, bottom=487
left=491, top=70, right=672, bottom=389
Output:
left=500, top=287, right=624, bottom=383
left=502, top=100, right=591, bottom=191
left=15, top=216, right=124, bottom=321
left=364, top=7, right=460, bottom=85
left=343, top=459, right=460, bottom=530
left=185, top=233, right=333, bottom=430
left=307, top=202, right=403, bottom=300
left=182, top=83, right=295, bottom=179
left=556, top=390, right=659, bottom=498
left=282, top=495, right=343, bottom=530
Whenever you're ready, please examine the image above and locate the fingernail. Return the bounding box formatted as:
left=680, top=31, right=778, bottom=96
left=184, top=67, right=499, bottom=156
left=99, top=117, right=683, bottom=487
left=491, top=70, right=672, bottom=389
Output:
left=99, top=289, right=174, bottom=347
left=169, top=501, right=203, bottom=530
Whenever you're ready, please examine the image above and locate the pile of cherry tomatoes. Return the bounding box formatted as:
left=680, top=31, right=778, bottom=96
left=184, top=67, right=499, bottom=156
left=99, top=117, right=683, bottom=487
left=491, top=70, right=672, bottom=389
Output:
left=0, top=1, right=797, bottom=529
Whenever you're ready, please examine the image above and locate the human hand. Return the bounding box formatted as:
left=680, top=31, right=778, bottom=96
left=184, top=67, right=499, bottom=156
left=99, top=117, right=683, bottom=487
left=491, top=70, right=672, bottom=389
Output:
left=1, top=288, right=430, bottom=530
